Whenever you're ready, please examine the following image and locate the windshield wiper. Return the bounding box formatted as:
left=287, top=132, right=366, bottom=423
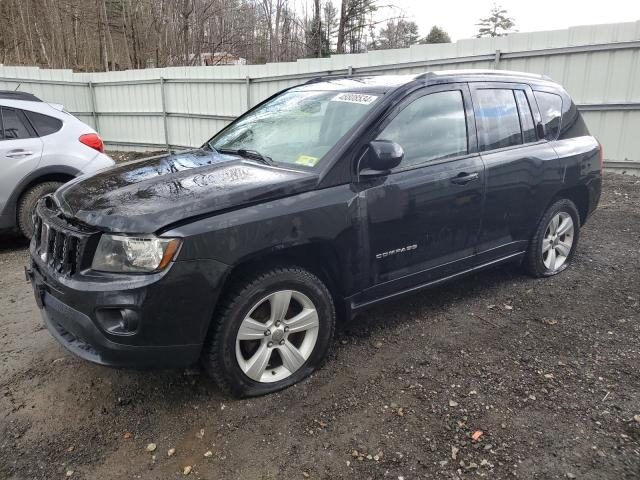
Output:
left=205, top=141, right=219, bottom=153
left=218, top=148, right=274, bottom=166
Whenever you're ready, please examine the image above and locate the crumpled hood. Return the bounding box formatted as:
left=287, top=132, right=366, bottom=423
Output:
left=54, top=149, right=318, bottom=233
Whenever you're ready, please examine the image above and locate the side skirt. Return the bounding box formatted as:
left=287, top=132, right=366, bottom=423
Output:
left=346, top=251, right=525, bottom=317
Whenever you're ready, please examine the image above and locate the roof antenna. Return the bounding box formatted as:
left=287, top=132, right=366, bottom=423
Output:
left=14, top=83, right=21, bottom=91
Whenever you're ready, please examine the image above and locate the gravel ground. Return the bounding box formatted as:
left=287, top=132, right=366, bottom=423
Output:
left=1, top=172, right=639, bottom=480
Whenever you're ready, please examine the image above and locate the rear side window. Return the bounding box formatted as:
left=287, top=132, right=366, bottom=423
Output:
left=377, top=90, right=468, bottom=167
left=24, top=110, right=63, bottom=137
left=474, top=89, right=522, bottom=151
left=0, top=108, right=32, bottom=140
left=514, top=90, right=537, bottom=143
left=534, top=91, right=562, bottom=140
left=558, top=102, right=590, bottom=139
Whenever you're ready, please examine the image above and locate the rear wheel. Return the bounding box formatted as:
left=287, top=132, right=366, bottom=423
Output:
left=202, top=267, right=335, bottom=397
left=525, top=198, right=580, bottom=277
left=17, top=182, right=64, bottom=239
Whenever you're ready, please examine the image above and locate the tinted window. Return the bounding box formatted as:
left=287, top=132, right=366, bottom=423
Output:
left=558, top=102, right=590, bottom=140
left=514, top=90, right=537, bottom=143
left=24, top=110, right=63, bottom=137
left=376, top=90, right=467, bottom=167
left=534, top=91, right=562, bottom=140
left=1, top=108, right=32, bottom=140
left=475, top=89, right=522, bottom=151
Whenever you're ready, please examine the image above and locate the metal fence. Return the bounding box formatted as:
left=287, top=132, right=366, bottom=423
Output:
left=1, top=20, right=639, bottom=169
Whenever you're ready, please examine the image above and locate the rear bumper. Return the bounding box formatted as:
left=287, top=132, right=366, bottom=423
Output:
left=28, top=252, right=229, bottom=369
left=583, top=174, right=602, bottom=225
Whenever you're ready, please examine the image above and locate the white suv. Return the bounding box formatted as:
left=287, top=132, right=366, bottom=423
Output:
left=0, top=90, right=114, bottom=238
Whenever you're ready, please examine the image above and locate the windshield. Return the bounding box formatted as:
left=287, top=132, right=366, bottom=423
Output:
left=209, top=90, right=380, bottom=168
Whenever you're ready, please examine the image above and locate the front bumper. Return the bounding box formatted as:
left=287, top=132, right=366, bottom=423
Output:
left=28, top=252, right=229, bottom=369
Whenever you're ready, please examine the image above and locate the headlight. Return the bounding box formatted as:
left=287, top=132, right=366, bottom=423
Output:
left=91, top=234, right=182, bottom=273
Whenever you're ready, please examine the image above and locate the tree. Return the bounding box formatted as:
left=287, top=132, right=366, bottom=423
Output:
left=421, top=25, right=451, bottom=44
left=322, top=1, right=338, bottom=55
left=0, top=0, right=400, bottom=70
left=306, top=0, right=323, bottom=57
left=336, top=0, right=378, bottom=54
left=372, top=19, right=419, bottom=50
left=476, top=4, right=515, bottom=38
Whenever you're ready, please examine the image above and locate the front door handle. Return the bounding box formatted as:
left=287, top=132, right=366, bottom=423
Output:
left=451, top=172, right=479, bottom=185
left=5, top=149, right=33, bottom=158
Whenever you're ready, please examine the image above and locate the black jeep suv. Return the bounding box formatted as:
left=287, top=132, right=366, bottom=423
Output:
left=28, top=70, right=602, bottom=397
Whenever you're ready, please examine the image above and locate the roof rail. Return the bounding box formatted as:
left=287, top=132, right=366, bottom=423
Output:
left=0, top=90, right=42, bottom=102
left=415, top=69, right=553, bottom=82
left=303, top=74, right=353, bottom=85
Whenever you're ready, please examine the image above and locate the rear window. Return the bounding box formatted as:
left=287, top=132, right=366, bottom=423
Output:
left=474, top=89, right=522, bottom=151
left=558, top=102, right=590, bottom=139
left=534, top=91, right=563, bottom=140
left=24, top=110, right=63, bottom=137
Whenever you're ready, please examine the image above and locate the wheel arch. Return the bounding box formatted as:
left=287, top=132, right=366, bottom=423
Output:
left=526, top=183, right=589, bottom=252
left=216, top=242, right=348, bottom=323
left=3, top=165, right=80, bottom=225
left=552, top=184, right=590, bottom=225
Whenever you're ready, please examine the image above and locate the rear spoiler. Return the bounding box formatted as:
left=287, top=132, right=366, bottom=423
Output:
left=47, top=103, right=65, bottom=112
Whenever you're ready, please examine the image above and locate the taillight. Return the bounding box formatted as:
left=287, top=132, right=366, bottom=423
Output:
left=597, top=139, right=604, bottom=170
left=79, top=133, right=104, bottom=153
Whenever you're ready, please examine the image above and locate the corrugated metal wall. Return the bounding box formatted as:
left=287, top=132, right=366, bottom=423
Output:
left=1, top=21, right=639, bottom=165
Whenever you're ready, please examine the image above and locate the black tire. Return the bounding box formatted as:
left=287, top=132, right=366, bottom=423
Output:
left=202, top=266, right=335, bottom=397
left=525, top=198, right=581, bottom=278
left=17, top=182, right=64, bottom=239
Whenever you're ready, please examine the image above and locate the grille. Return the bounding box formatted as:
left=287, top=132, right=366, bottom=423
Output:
left=33, top=197, right=96, bottom=276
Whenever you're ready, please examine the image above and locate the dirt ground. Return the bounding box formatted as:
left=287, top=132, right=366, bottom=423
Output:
left=1, top=172, right=639, bottom=480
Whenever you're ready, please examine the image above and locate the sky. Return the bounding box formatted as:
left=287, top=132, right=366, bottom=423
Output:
left=383, top=0, right=640, bottom=41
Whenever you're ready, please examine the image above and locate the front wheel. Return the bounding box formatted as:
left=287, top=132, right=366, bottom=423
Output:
left=525, top=198, right=581, bottom=277
left=202, top=267, right=335, bottom=397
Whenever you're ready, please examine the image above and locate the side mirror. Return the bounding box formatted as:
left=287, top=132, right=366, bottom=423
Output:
left=359, top=140, right=404, bottom=178
left=536, top=122, right=546, bottom=140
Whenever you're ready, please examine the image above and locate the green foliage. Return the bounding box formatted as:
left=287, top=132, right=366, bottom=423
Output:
left=321, top=0, right=339, bottom=56
left=420, top=25, right=451, bottom=44
left=476, top=3, right=516, bottom=38
left=371, top=19, right=420, bottom=50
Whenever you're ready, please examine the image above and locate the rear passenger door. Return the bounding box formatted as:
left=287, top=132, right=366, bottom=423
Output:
left=0, top=107, right=43, bottom=213
left=469, top=83, right=560, bottom=264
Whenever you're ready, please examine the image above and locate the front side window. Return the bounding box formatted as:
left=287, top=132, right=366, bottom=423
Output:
left=534, top=91, right=563, bottom=140
left=474, top=89, right=522, bottom=151
left=376, top=90, right=467, bottom=167
left=1, top=108, right=31, bottom=140
left=209, top=90, right=379, bottom=168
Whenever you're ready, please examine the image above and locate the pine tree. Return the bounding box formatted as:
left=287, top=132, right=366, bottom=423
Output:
left=476, top=4, right=516, bottom=38
left=421, top=26, right=451, bottom=44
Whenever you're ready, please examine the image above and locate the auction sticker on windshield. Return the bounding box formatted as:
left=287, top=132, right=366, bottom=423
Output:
left=332, top=93, right=378, bottom=105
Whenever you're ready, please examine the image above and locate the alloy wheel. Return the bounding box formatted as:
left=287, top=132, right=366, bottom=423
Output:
left=542, top=212, right=574, bottom=271
left=235, top=290, right=319, bottom=383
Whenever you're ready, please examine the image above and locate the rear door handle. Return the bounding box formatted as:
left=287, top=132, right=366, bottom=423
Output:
left=451, top=172, right=479, bottom=185
left=5, top=149, right=33, bottom=158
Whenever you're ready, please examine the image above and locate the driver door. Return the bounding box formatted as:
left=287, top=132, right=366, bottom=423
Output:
left=354, top=84, right=485, bottom=305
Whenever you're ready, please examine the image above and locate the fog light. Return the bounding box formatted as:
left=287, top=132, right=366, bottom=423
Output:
left=96, top=308, right=139, bottom=335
